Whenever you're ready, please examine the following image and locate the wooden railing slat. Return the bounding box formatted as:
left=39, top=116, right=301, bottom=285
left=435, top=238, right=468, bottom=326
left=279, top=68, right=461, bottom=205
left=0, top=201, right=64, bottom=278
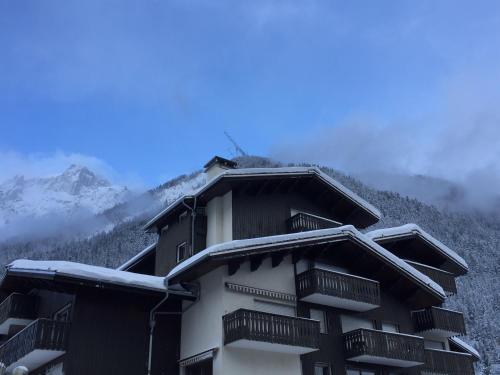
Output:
left=296, top=269, right=380, bottom=307
left=223, top=309, right=320, bottom=349
left=343, top=328, right=425, bottom=364
left=0, top=319, right=69, bottom=367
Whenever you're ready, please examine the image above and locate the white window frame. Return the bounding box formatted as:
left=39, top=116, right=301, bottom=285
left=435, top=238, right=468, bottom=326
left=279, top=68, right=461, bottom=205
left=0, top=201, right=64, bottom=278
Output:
left=310, top=308, right=328, bottom=334
left=314, top=363, right=331, bottom=375
left=177, top=242, right=190, bottom=263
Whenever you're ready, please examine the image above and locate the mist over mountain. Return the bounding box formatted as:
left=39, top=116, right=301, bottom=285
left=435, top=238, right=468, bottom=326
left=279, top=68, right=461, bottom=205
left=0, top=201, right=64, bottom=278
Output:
left=0, top=165, right=131, bottom=241
left=0, top=156, right=498, bottom=374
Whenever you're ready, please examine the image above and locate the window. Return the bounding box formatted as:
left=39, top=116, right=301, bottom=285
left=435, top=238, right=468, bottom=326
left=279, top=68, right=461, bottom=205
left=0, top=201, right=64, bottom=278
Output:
left=340, top=315, right=375, bottom=333
left=179, top=211, right=188, bottom=223
left=254, top=299, right=295, bottom=317
left=310, top=308, right=328, bottom=333
left=346, top=368, right=375, bottom=375
left=314, top=363, right=330, bottom=375
left=185, top=359, right=212, bottom=375
left=53, top=303, right=72, bottom=322
left=381, top=321, right=400, bottom=333
left=424, top=339, right=445, bottom=350
left=177, top=242, right=190, bottom=263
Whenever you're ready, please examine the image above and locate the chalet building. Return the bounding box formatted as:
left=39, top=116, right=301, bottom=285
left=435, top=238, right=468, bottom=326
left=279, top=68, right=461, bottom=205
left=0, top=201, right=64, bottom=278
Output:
left=0, top=156, right=479, bottom=375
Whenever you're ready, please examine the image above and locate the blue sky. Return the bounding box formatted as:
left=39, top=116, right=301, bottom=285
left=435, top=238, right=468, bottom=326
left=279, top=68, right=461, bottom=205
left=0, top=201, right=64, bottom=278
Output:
left=1, top=0, right=499, bottom=189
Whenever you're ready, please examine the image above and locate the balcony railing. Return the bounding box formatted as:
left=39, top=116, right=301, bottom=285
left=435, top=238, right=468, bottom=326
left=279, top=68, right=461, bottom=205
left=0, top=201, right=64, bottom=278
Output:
left=0, top=319, right=69, bottom=370
left=286, top=212, right=342, bottom=234
left=296, top=269, right=380, bottom=312
left=406, top=261, right=457, bottom=296
left=0, top=293, right=37, bottom=334
left=223, top=309, right=320, bottom=354
left=343, top=328, right=425, bottom=367
left=412, top=307, right=466, bottom=337
left=420, top=349, right=475, bottom=375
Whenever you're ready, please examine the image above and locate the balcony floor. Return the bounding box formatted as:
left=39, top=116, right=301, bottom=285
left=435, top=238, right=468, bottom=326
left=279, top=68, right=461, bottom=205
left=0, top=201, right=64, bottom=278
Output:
left=226, top=339, right=319, bottom=355
left=347, top=354, right=424, bottom=368
left=300, top=293, right=379, bottom=312
left=0, top=318, right=33, bottom=335
left=6, top=349, right=65, bottom=372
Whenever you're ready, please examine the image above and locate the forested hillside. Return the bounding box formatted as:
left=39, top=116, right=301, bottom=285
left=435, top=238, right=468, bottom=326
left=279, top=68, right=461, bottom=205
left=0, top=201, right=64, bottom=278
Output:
left=0, top=156, right=498, bottom=374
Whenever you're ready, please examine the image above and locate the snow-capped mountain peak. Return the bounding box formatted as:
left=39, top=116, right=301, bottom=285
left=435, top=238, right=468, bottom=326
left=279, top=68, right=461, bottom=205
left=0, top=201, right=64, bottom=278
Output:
left=0, top=166, right=131, bottom=232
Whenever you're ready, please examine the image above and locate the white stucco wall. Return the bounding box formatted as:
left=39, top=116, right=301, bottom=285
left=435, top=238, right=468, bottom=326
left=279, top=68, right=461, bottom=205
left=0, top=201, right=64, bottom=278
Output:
left=180, top=267, right=225, bottom=373
left=206, top=191, right=233, bottom=247
left=180, top=255, right=303, bottom=375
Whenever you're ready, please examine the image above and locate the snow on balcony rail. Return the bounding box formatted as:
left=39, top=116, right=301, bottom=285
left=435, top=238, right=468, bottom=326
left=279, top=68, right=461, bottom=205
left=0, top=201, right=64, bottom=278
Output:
left=7, top=260, right=166, bottom=293
left=366, top=224, right=468, bottom=270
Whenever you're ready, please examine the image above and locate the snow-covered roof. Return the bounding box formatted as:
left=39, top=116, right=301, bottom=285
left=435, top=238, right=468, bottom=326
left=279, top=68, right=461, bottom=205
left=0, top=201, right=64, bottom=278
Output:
left=166, top=225, right=446, bottom=300
left=6, top=260, right=166, bottom=293
left=117, top=242, right=156, bottom=271
left=366, top=224, right=468, bottom=271
left=144, top=167, right=381, bottom=230
left=449, top=337, right=480, bottom=359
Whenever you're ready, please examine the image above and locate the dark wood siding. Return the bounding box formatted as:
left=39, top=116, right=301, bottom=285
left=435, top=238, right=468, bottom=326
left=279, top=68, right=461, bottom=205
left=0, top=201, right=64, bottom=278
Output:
left=35, top=290, right=74, bottom=319
left=232, top=190, right=343, bottom=240
left=299, top=291, right=420, bottom=375
left=63, top=289, right=181, bottom=375
left=155, top=212, right=192, bottom=276
left=155, top=211, right=207, bottom=276
left=128, top=250, right=156, bottom=275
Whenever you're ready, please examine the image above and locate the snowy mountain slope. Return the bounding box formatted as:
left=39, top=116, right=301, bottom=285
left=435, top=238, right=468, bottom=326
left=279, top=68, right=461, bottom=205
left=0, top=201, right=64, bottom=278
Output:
left=0, top=165, right=128, bottom=221
left=0, top=165, right=131, bottom=240
left=0, top=156, right=498, bottom=373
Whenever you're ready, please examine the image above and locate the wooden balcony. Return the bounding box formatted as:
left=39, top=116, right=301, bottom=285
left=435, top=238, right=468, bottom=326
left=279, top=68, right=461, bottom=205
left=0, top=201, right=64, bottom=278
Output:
left=0, top=293, right=37, bottom=335
left=296, top=269, right=380, bottom=312
left=406, top=261, right=457, bottom=296
left=343, top=328, right=425, bottom=367
left=286, top=212, right=342, bottom=234
left=412, top=307, right=466, bottom=337
left=420, top=349, right=475, bottom=375
left=223, top=309, right=320, bottom=354
left=0, top=319, right=69, bottom=372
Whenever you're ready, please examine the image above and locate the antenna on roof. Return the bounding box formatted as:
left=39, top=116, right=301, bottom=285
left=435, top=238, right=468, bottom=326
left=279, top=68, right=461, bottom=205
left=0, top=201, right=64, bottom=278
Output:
left=224, top=131, right=248, bottom=157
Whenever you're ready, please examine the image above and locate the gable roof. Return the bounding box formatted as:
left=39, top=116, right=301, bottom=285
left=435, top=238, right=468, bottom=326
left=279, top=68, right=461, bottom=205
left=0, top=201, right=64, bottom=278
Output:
left=144, top=167, right=381, bottom=231
left=3, top=260, right=168, bottom=294
left=117, top=242, right=156, bottom=271
left=366, top=224, right=468, bottom=275
left=166, top=225, right=446, bottom=303
left=449, top=337, right=480, bottom=360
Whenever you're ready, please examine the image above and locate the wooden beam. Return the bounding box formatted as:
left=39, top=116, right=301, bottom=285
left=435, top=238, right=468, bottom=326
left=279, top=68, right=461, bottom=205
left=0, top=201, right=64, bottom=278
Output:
left=292, top=250, right=304, bottom=264
left=227, top=261, right=241, bottom=276
left=250, top=255, right=265, bottom=272
left=271, top=253, right=285, bottom=268
left=255, top=180, right=271, bottom=196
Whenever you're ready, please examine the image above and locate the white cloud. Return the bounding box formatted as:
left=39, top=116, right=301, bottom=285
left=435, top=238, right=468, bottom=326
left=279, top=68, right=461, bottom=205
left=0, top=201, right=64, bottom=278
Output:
left=0, top=151, right=115, bottom=183
left=270, top=65, right=500, bottom=212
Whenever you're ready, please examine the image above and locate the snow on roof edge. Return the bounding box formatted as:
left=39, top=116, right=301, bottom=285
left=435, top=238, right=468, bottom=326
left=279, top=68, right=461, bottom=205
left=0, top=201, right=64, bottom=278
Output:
left=7, top=259, right=166, bottom=293
left=166, top=225, right=445, bottom=300
left=354, top=231, right=446, bottom=298
left=144, top=166, right=381, bottom=230
left=117, top=242, right=156, bottom=271
left=166, top=225, right=355, bottom=280
left=366, top=224, right=468, bottom=270
left=449, top=337, right=480, bottom=359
